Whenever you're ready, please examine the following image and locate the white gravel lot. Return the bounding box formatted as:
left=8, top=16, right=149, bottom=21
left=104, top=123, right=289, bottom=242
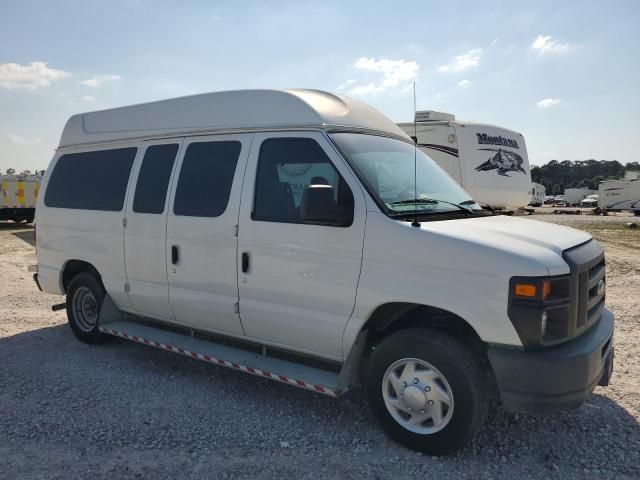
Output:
left=1, top=217, right=639, bottom=479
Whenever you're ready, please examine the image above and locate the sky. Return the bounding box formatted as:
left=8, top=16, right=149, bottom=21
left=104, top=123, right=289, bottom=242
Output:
left=1, top=0, right=639, bottom=172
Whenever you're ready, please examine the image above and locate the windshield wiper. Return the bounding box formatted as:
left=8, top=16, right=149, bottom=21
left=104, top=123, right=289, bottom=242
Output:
left=389, top=198, right=475, bottom=214
left=460, top=199, right=497, bottom=215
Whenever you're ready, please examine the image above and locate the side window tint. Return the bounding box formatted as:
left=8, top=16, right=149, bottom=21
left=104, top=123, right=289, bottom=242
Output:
left=44, top=147, right=136, bottom=211
left=252, top=138, right=354, bottom=226
left=133, top=144, right=178, bottom=214
left=173, top=141, right=241, bottom=217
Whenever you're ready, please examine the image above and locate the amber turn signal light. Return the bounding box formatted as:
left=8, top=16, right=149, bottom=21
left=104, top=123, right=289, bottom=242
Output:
left=514, top=283, right=537, bottom=297
left=542, top=280, right=552, bottom=299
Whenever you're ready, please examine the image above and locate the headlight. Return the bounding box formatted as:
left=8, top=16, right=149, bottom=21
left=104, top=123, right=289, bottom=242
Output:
left=508, top=275, right=570, bottom=348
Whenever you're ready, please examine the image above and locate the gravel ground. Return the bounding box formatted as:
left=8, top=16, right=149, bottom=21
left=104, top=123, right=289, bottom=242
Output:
left=1, top=218, right=639, bottom=479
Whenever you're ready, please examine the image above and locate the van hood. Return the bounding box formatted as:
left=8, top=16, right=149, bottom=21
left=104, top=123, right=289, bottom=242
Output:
left=418, top=215, right=592, bottom=275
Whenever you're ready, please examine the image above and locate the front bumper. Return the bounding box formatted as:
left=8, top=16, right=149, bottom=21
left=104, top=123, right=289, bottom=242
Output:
left=488, top=308, right=614, bottom=414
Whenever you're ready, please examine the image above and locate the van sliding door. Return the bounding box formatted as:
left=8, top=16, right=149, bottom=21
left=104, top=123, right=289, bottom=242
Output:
left=123, top=139, right=183, bottom=320
left=165, top=134, right=252, bottom=336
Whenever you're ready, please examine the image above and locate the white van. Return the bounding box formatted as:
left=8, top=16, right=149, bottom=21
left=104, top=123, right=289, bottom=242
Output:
left=35, top=89, right=614, bottom=455
left=398, top=111, right=532, bottom=209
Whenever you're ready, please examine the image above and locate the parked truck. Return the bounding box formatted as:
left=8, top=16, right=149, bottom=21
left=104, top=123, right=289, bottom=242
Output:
left=563, top=188, right=597, bottom=206
left=0, top=172, right=41, bottom=223
left=398, top=111, right=532, bottom=210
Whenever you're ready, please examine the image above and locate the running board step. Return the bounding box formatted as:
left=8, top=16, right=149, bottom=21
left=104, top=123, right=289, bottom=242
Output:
left=99, top=321, right=345, bottom=397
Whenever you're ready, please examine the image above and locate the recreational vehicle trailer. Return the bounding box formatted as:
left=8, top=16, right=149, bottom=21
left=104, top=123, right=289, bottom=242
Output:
left=398, top=111, right=532, bottom=210
left=530, top=182, right=546, bottom=207
left=599, top=178, right=640, bottom=214
left=35, top=89, right=614, bottom=455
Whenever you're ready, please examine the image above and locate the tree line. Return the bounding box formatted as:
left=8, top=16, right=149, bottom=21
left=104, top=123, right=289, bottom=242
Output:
left=531, top=160, right=640, bottom=195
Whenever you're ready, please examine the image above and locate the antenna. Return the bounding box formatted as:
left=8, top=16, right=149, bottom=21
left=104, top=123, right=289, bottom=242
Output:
left=411, top=82, right=420, bottom=227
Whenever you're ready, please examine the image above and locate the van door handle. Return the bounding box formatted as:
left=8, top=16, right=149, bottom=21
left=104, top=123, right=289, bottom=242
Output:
left=171, top=245, right=179, bottom=265
left=241, top=252, right=250, bottom=273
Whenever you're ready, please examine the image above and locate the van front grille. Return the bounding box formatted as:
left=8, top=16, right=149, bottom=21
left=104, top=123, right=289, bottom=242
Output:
left=562, top=240, right=606, bottom=339
left=578, top=256, right=605, bottom=328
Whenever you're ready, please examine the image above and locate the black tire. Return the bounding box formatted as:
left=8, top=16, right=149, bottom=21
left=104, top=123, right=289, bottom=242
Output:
left=366, top=328, right=489, bottom=455
left=66, top=272, right=108, bottom=344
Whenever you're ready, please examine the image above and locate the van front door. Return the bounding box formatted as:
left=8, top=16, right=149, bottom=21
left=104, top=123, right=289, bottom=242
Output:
left=124, top=139, right=182, bottom=321
left=237, top=132, right=366, bottom=360
left=165, top=134, right=251, bottom=336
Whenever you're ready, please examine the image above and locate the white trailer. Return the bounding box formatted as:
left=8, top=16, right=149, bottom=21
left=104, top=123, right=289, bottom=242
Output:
left=563, top=188, right=597, bottom=206
left=598, top=179, right=640, bottom=214
left=529, top=182, right=546, bottom=207
left=398, top=111, right=532, bottom=209
left=0, top=173, right=41, bottom=223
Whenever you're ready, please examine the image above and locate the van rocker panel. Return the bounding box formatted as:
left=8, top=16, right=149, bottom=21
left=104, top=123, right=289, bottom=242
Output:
left=487, top=308, right=614, bottom=414
left=99, top=320, right=345, bottom=397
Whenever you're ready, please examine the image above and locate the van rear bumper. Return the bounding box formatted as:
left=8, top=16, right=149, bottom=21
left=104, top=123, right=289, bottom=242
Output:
left=488, top=308, right=614, bottom=414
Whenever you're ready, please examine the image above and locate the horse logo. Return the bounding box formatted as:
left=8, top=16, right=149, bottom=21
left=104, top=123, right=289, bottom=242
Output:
left=475, top=148, right=526, bottom=177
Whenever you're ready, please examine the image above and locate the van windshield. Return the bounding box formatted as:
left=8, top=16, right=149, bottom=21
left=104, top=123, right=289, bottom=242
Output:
left=330, top=132, right=484, bottom=216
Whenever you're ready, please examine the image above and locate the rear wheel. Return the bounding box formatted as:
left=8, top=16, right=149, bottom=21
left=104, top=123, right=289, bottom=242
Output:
left=366, top=328, right=489, bottom=455
left=66, top=272, right=108, bottom=344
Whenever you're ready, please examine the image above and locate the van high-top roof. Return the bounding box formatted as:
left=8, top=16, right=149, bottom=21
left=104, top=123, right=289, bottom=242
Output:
left=59, top=89, right=409, bottom=148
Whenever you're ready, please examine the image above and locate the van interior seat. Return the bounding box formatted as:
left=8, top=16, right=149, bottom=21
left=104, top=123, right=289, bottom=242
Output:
left=255, top=165, right=297, bottom=221
left=300, top=184, right=336, bottom=223
left=310, top=176, right=329, bottom=185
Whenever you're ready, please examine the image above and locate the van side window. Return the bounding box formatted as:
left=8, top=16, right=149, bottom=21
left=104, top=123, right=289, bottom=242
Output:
left=252, top=138, right=354, bottom=226
left=173, top=141, right=241, bottom=217
left=44, top=147, right=137, bottom=211
left=133, top=144, right=179, bottom=214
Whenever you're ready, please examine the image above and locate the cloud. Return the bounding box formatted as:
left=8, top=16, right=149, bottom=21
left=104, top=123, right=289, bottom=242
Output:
left=0, top=61, right=70, bottom=90
left=81, top=74, right=121, bottom=87
left=536, top=97, right=562, bottom=109
left=491, top=38, right=499, bottom=46
left=531, top=35, right=575, bottom=55
left=458, top=79, right=471, bottom=89
left=81, top=95, right=96, bottom=102
left=336, top=78, right=356, bottom=91
left=347, top=57, right=419, bottom=95
left=437, top=49, right=482, bottom=73
left=350, top=82, right=385, bottom=95
left=6, top=133, right=40, bottom=145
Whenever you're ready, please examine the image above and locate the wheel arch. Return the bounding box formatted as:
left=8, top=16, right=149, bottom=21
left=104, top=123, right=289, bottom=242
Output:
left=339, top=302, right=490, bottom=391
left=362, top=302, right=486, bottom=353
left=61, top=259, right=102, bottom=293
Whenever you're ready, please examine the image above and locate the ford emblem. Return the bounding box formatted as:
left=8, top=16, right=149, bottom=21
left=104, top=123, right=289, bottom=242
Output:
left=597, top=279, right=605, bottom=296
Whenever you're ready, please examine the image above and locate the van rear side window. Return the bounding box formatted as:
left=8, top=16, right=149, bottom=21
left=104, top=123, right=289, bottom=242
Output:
left=133, top=144, right=179, bottom=214
left=44, top=147, right=137, bottom=211
left=173, top=141, right=241, bottom=217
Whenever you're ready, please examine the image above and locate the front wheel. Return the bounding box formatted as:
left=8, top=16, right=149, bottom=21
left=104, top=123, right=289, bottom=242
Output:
left=366, top=328, right=489, bottom=455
